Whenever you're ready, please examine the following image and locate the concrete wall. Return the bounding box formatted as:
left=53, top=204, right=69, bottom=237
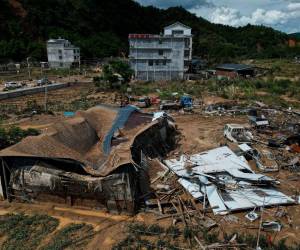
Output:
left=0, top=83, right=71, bottom=100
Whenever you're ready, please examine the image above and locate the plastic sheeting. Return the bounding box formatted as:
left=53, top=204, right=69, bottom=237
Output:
left=103, top=105, right=139, bottom=154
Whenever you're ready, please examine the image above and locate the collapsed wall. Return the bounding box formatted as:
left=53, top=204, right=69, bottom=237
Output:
left=0, top=106, right=176, bottom=213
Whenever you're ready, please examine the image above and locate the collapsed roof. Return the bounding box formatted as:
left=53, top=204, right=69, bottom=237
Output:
left=0, top=105, right=173, bottom=177
left=165, top=146, right=295, bottom=215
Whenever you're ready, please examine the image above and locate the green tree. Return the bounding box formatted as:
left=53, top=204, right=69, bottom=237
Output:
left=102, top=60, right=133, bottom=85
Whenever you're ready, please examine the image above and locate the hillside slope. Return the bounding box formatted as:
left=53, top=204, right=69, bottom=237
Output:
left=289, top=33, right=300, bottom=39
left=0, top=0, right=297, bottom=61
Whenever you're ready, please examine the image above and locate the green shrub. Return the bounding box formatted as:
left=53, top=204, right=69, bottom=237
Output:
left=0, top=126, right=40, bottom=150
left=265, top=79, right=292, bottom=95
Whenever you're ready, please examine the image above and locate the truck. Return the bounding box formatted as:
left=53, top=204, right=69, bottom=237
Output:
left=224, top=124, right=253, bottom=144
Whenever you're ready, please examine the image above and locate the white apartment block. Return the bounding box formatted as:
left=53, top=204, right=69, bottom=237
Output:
left=47, top=38, right=80, bottom=69
left=129, top=22, right=192, bottom=81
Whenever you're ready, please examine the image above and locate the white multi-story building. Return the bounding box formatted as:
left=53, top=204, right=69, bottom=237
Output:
left=47, top=38, right=80, bottom=69
left=128, top=22, right=192, bottom=81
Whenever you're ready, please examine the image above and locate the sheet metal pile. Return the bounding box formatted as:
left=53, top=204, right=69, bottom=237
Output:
left=164, top=146, right=294, bottom=215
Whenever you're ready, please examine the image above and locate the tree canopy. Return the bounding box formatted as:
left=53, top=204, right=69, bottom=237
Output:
left=0, top=0, right=299, bottom=62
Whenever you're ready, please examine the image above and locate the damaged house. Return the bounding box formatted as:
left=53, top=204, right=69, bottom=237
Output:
left=0, top=105, right=176, bottom=214
left=165, top=146, right=295, bottom=215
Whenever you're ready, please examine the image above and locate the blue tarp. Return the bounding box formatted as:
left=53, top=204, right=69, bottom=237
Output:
left=180, top=96, right=193, bottom=108
left=63, top=111, right=75, bottom=117
left=103, top=105, right=139, bottom=155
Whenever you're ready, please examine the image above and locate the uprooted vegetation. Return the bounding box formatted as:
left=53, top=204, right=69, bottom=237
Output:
left=0, top=213, right=95, bottom=250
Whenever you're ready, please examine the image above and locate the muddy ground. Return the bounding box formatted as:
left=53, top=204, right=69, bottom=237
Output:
left=0, top=83, right=300, bottom=249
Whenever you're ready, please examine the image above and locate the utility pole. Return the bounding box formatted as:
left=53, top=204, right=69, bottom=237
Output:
left=44, top=83, right=48, bottom=113
left=27, top=57, right=31, bottom=80
left=79, top=55, right=81, bottom=77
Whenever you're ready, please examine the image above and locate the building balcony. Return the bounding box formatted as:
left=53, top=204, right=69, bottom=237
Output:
left=129, top=55, right=172, bottom=60
left=129, top=44, right=173, bottom=50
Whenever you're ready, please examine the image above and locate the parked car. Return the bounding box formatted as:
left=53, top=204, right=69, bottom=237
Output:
left=36, top=78, right=52, bottom=86
left=3, top=81, right=22, bottom=91
left=224, top=124, right=253, bottom=144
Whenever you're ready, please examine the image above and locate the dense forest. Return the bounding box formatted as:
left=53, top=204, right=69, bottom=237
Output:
left=0, top=0, right=299, bottom=62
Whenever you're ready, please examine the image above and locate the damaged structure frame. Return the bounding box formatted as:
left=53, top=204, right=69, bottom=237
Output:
left=0, top=106, right=177, bottom=214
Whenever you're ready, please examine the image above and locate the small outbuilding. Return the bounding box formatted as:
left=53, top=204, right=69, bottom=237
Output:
left=216, top=63, right=254, bottom=79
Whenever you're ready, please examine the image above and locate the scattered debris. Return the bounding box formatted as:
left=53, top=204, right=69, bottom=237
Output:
left=248, top=109, right=269, bottom=128
left=164, top=146, right=295, bottom=215
left=252, top=148, right=279, bottom=172
left=262, top=221, right=282, bottom=232
left=245, top=210, right=260, bottom=222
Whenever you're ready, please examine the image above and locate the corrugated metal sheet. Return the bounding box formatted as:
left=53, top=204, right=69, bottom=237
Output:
left=164, top=146, right=295, bottom=215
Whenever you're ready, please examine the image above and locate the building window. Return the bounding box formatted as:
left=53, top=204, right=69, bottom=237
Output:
left=58, top=49, right=62, bottom=54
left=163, top=60, right=166, bottom=66
left=185, top=39, right=190, bottom=48
left=158, top=50, right=164, bottom=56
left=155, top=60, right=159, bottom=66
left=59, top=56, right=63, bottom=60
left=148, top=60, right=153, bottom=66
left=172, top=30, right=184, bottom=35
left=60, top=63, right=63, bottom=67
left=159, top=39, right=163, bottom=44
left=184, top=50, right=190, bottom=57
left=74, top=56, right=77, bottom=60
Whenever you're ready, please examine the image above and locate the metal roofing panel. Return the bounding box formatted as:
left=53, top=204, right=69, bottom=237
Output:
left=216, top=63, right=253, bottom=71
left=206, top=185, right=228, bottom=215
left=178, top=178, right=204, bottom=199
left=238, top=143, right=252, bottom=152
left=164, top=146, right=295, bottom=214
